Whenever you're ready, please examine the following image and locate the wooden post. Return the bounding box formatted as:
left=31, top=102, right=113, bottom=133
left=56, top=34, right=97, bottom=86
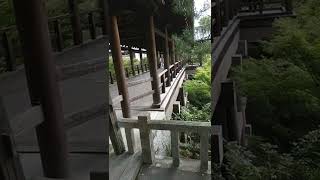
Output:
left=285, top=0, right=292, bottom=13
left=171, top=130, right=180, bottom=167
left=109, top=104, right=125, bottom=154
left=213, top=0, right=222, bottom=36
left=125, top=68, right=129, bottom=77
left=200, top=132, right=209, bottom=171
left=145, top=64, right=148, bottom=71
left=0, top=97, right=26, bottom=180
left=223, top=0, right=230, bottom=27
left=170, top=40, right=176, bottom=78
left=146, top=16, right=161, bottom=105
left=110, top=16, right=131, bottom=118
left=68, top=0, right=83, bottom=45
left=136, top=65, right=140, bottom=74
left=129, top=47, right=135, bottom=76
left=53, top=20, right=64, bottom=52
left=172, top=102, right=180, bottom=120
left=161, top=75, right=166, bottom=93
left=12, top=0, right=69, bottom=177
left=140, top=48, right=144, bottom=72
left=259, top=0, right=263, bottom=14
left=99, top=0, right=108, bottom=35
left=88, top=12, right=97, bottom=39
left=2, top=32, right=16, bottom=71
left=110, top=16, right=134, bottom=154
left=212, top=127, right=224, bottom=165
left=138, top=115, right=154, bottom=164
left=164, top=27, right=171, bottom=86
left=109, top=72, right=114, bottom=84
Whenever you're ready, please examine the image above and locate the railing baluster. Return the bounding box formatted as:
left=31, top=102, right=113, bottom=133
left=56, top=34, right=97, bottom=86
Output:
left=171, top=130, right=180, bottom=167
left=53, top=19, right=64, bottom=52
left=125, top=128, right=135, bottom=154
left=2, top=32, right=16, bottom=71
left=88, top=12, right=97, bottom=40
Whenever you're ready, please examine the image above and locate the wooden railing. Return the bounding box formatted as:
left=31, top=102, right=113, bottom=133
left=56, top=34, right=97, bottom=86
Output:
left=0, top=8, right=106, bottom=72
left=109, top=63, right=149, bottom=84
left=212, top=0, right=292, bottom=40
left=118, top=114, right=223, bottom=171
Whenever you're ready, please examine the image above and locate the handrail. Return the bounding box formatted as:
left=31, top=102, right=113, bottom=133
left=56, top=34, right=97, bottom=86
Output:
left=117, top=115, right=223, bottom=171
left=158, top=69, right=167, bottom=77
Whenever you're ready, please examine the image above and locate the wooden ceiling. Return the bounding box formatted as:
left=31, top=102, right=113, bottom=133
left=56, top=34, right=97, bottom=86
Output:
left=109, top=0, right=193, bottom=51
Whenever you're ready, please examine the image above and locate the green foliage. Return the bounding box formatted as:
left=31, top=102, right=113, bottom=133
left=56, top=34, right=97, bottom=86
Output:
left=232, top=59, right=320, bottom=150
left=224, top=129, right=320, bottom=180
left=178, top=103, right=211, bottom=122
left=184, top=56, right=211, bottom=107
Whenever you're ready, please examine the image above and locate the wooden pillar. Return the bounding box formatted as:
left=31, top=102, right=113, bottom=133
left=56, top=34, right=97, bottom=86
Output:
left=213, top=0, right=222, bottom=36
left=109, top=16, right=131, bottom=118
left=99, top=0, right=109, bottom=35
left=88, top=12, right=96, bottom=39
left=12, top=0, right=69, bottom=177
left=0, top=98, right=25, bottom=180
left=68, top=0, right=83, bottom=45
left=2, top=32, right=16, bottom=71
left=53, top=20, right=64, bottom=52
left=223, top=0, right=230, bottom=27
left=164, top=27, right=171, bottom=86
left=146, top=16, right=161, bottom=105
left=170, top=40, right=176, bottom=77
left=109, top=104, right=125, bottom=154
left=129, top=47, right=135, bottom=76
left=157, top=51, right=161, bottom=68
left=140, top=48, right=144, bottom=71
left=110, top=16, right=134, bottom=154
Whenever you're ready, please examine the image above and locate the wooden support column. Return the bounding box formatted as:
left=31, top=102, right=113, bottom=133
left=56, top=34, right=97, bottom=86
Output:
left=99, top=0, right=109, bottom=35
left=110, top=16, right=130, bottom=118
left=129, top=47, right=135, bottom=76
left=146, top=16, right=161, bottom=105
left=170, top=40, right=176, bottom=77
left=140, top=48, right=144, bottom=72
left=12, top=0, right=69, bottom=177
left=157, top=51, right=161, bottom=68
left=53, top=20, right=64, bottom=51
left=109, top=104, right=125, bottom=154
left=0, top=97, right=25, bottom=180
left=68, top=0, right=83, bottom=45
left=2, top=32, right=16, bottom=71
left=110, top=16, right=134, bottom=154
left=164, top=27, right=171, bottom=86
left=213, top=0, right=222, bottom=36
left=223, top=0, right=230, bottom=27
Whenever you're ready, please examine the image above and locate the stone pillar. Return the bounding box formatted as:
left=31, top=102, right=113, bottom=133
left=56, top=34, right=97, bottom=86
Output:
left=146, top=16, right=161, bottom=105
left=12, top=0, right=69, bottom=177
left=138, top=114, right=154, bottom=164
